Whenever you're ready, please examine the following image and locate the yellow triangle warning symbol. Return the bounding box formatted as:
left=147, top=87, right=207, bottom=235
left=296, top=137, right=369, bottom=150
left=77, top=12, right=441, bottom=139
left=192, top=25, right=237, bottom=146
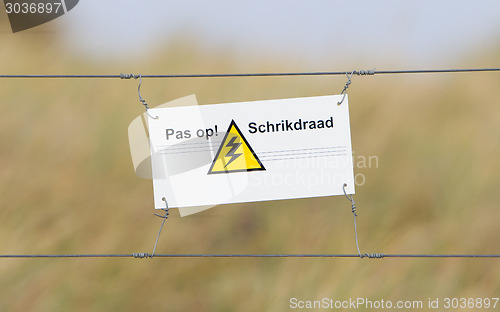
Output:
left=208, top=120, right=266, bottom=174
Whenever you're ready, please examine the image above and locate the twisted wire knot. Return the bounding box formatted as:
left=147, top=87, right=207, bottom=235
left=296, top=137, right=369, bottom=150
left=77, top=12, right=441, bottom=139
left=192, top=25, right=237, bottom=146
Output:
left=361, top=253, right=385, bottom=259
left=120, top=73, right=139, bottom=79
left=356, top=69, right=376, bottom=75
left=154, top=209, right=169, bottom=219
left=133, top=253, right=152, bottom=259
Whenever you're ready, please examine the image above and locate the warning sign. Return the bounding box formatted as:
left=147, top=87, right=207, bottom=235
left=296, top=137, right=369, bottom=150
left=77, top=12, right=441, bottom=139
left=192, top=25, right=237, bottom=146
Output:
left=208, top=120, right=265, bottom=174
left=147, top=95, right=355, bottom=209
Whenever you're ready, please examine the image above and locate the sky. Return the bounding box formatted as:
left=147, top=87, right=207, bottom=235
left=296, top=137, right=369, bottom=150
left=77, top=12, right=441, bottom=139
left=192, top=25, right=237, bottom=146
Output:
left=55, top=0, right=500, bottom=67
left=4, top=0, right=500, bottom=67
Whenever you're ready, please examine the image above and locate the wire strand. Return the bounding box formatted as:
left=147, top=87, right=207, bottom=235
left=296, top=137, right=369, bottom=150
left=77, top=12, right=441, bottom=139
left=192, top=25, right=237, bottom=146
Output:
left=0, top=254, right=498, bottom=259
left=1, top=68, right=500, bottom=79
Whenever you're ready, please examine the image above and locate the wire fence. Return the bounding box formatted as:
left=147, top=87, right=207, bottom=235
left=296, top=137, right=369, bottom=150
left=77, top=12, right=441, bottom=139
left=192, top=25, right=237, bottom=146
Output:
left=1, top=66, right=499, bottom=260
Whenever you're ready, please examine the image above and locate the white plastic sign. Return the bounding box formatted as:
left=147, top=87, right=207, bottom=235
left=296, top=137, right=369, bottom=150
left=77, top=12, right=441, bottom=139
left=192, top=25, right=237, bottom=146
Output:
left=148, top=95, right=355, bottom=209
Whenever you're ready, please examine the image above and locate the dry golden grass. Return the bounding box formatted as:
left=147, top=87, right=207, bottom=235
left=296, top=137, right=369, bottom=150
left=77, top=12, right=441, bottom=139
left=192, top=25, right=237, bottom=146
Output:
left=0, top=21, right=499, bottom=311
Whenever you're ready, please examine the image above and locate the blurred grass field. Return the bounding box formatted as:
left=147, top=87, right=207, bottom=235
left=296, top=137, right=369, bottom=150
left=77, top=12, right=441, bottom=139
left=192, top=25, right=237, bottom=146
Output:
left=0, top=19, right=499, bottom=312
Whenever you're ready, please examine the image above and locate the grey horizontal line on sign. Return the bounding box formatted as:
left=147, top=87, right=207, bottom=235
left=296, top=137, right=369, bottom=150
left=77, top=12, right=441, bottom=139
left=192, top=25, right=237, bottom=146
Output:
left=259, top=150, right=347, bottom=158
left=158, top=149, right=216, bottom=155
left=262, top=153, right=347, bottom=161
left=259, top=146, right=346, bottom=154
left=157, top=141, right=223, bottom=149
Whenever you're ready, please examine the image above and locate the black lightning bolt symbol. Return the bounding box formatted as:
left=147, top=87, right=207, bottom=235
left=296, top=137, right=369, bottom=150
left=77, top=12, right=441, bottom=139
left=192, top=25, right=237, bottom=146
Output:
left=224, top=136, right=242, bottom=168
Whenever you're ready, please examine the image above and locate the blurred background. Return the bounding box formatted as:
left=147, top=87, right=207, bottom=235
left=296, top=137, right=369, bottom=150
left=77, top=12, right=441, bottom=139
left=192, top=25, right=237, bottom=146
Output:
left=0, top=1, right=499, bottom=311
